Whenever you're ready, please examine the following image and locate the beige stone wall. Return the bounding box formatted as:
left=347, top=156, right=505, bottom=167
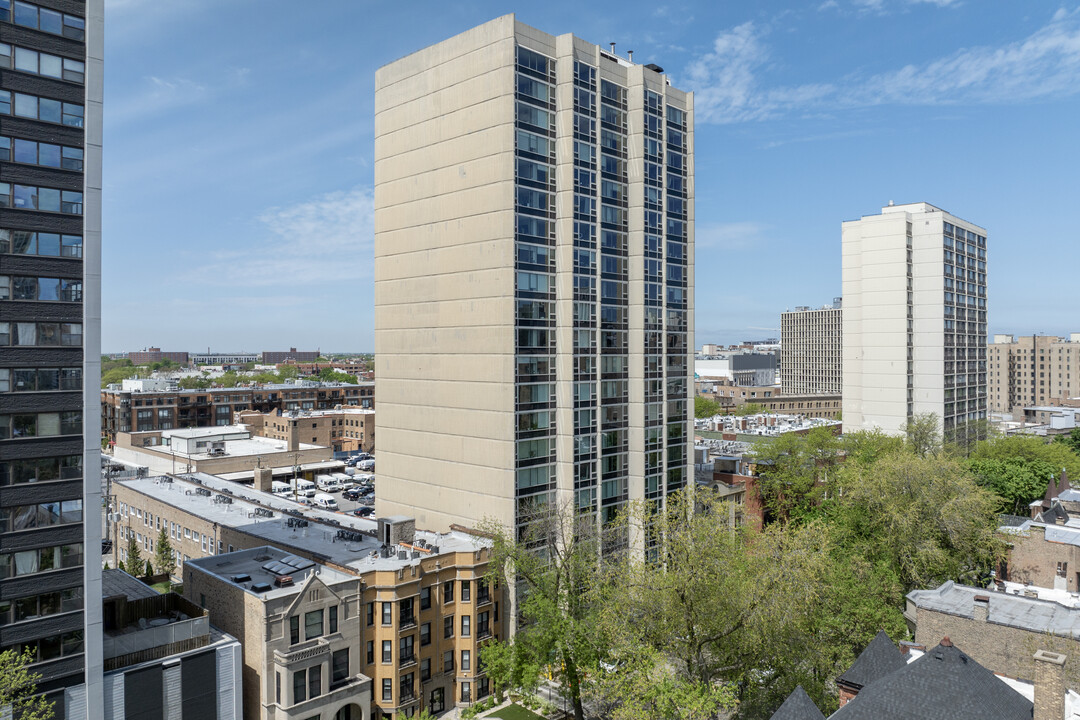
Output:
left=987, top=335, right=1080, bottom=414
left=1005, top=526, right=1080, bottom=591
left=912, top=605, right=1080, bottom=690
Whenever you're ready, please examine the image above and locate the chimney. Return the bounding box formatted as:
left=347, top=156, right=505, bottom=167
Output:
left=1033, top=649, right=1066, bottom=720
left=288, top=421, right=300, bottom=452
left=973, top=595, right=989, bottom=622
left=253, top=466, right=273, bottom=493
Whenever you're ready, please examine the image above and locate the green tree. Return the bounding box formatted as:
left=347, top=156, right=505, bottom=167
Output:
left=0, top=648, right=54, bottom=720
left=599, top=492, right=829, bottom=718
left=317, top=368, right=359, bottom=384
left=966, top=456, right=1056, bottom=515
left=828, top=452, right=1005, bottom=593
left=178, top=377, right=212, bottom=390
left=277, top=365, right=300, bottom=380
left=904, top=413, right=941, bottom=458
left=694, top=395, right=722, bottom=419
left=125, top=534, right=144, bottom=577
left=736, top=402, right=766, bottom=416
left=750, top=426, right=840, bottom=523
left=969, top=435, right=1080, bottom=487
left=1054, top=428, right=1080, bottom=455
left=840, top=429, right=905, bottom=467
left=481, top=502, right=606, bottom=720
left=154, top=526, right=177, bottom=578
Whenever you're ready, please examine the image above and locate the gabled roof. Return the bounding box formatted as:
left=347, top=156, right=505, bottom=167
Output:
left=770, top=686, right=826, bottom=720
left=836, top=630, right=906, bottom=691
left=830, top=638, right=1033, bottom=720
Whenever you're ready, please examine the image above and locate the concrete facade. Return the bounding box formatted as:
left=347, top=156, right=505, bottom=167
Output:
left=989, top=335, right=1080, bottom=415
left=374, top=16, right=695, bottom=535
left=842, top=202, right=988, bottom=437
left=781, top=301, right=842, bottom=395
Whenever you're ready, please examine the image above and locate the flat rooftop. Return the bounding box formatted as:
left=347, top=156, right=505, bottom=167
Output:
left=186, top=546, right=355, bottom=600
left=103, top=380, right=372, bottom=395
left=907, top=580, right=1080, bottom=639
left=150, top=437, right=325, bottom=460
left=116, top=473, right=485, bottom=573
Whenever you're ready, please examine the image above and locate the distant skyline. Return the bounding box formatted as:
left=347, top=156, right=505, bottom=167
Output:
left=102, top=0, right=1080, bottom=351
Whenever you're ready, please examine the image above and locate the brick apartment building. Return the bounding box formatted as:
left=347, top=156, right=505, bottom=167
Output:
left=989, top=334, right=1080, bottom=415
left=238, top=408, right=375, bottom=454
left=128, top=347, right=190, bottom=365
left=110, top=473, right=505, bottom=718
left=697, top=378, right=842, bottom=420
left=101, top=380, right=374, bottom=438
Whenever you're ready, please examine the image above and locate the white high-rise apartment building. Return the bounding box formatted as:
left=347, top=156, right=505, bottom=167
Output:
left=842, top=203, right=987, bottom=438
left=781, top=299, right=842, bottom=395
left=374, top=16, right=694, bottom=541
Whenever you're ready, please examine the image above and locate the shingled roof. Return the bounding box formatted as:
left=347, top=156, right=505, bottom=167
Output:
left=836, top=630, right=906, bottom=692
left=770, top=685, right=826, bottom=720
left=829, top=638, right=1033, bottom=719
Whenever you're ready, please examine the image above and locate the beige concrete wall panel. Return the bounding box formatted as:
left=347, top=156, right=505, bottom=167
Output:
left=375, top=179, right=514, bottom=233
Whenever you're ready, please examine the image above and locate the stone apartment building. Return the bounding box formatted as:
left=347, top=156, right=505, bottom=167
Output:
left=185, top=548, right=370, bottom=720
left=101, top=380, right=374, bottom=437
left=989, top=334, right=1080, bottom=415
left=238, top=408, right=375, bottom=454
left=109, top=473, right=505, bottom=718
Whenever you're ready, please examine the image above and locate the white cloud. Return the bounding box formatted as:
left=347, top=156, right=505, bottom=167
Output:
left=689, top=9, right=1080, bottom=123
left=190, top=188, right=375, bottom=289
left=695, top=221, right=772, bottom=250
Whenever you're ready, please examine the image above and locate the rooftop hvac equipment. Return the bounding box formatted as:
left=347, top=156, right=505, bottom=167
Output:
left=195, top=488, right=212, bottom=497
left=253, top=507, right=274, bottom=518
left=213, top=494, right=233, bottom=504
left=274, top=575, right=294, bottom=588
left=250, top=582, right=272, bottom=593
left=231, top=574, right=251, bottom=584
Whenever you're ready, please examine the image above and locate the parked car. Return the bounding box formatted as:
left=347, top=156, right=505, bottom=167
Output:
left=353, top=506, right=375, bottom=517
left=343, top=487, right=366, bottom=501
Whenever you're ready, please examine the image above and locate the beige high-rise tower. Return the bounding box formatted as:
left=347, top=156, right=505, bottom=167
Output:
left=842, top=202, right=988, bottom=439
left=373, top=16, right=694, bottom=539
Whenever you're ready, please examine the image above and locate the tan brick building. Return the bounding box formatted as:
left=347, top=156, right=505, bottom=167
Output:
left=110, top=474, right=506, bottom=719
left=697, top=378, right=841, bottom=420
left=989, top=334, right=1080, bottom=415
left=239, top=408, right=375, bottom=454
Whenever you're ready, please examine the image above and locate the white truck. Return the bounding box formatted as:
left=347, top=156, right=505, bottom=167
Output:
left=294, top=479, right=317, bottom=498
left=270, top=481, right=291, bottom=496
left=332, top=472, right=354, bottom=490
left=316, top=474, right=340, bottom=493
left=313, top=493, right=339, bottom=510
left=357, top=459, right=375, bottom=471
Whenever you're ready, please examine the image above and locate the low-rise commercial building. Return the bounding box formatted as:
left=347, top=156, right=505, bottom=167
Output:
left=239, top=408, right=375, bottom=454
left=109, top=426, right=332, bottom=476
left=102, top=380, right=375, bottom=437
left=110, top=473, right=506, bottom=718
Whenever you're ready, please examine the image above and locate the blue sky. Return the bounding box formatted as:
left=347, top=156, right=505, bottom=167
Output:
left=102, top=0, right=1080, bottom=352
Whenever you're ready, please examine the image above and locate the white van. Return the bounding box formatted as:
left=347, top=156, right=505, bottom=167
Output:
left=332, top=472, right=354, bottom=490
left=316, top=474, right=340, bottom=492
left=294, top=479, right=317, bottom=498
left=355, top=473, right=375, bottom=486
left=313, top=493, right=339, bottom=510
left=357, top=459, right=375, bottom=471
left=271, top=481, right=291, bottom=496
